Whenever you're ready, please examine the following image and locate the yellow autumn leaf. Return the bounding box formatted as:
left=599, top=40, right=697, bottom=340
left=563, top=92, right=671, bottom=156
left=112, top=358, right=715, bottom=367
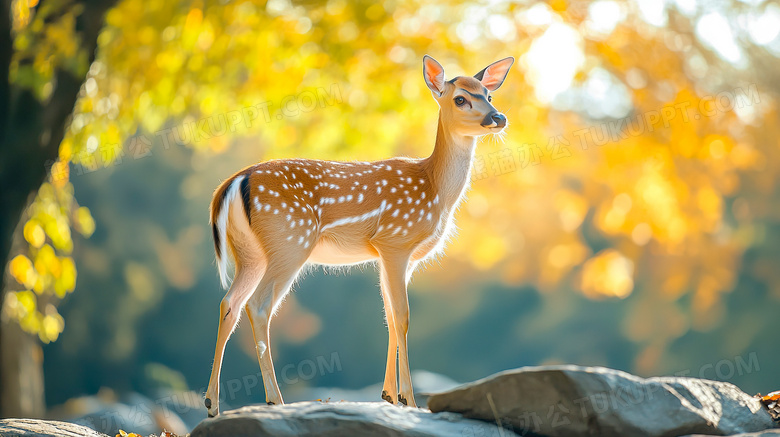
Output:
left=41, top=313, right=63, bottom=343
left=58, top=257, right=77, bottom=297
left=76, top=206, right=95, bottom=236
left=580, top=249, right=634, bottom=299
left=23, top=220, right=45, bottom=248
left=9, top=255, right=37, bottom=289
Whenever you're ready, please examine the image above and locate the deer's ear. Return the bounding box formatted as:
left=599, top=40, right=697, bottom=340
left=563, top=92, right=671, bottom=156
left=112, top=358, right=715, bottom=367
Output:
left=423, top=55, right=446, bottom=97
left=474, top=57, right=514, bottom=91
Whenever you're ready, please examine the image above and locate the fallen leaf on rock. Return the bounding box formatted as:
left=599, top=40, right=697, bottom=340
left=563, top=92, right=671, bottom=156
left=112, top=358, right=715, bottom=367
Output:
left=757, top=390, right=780, bottom=422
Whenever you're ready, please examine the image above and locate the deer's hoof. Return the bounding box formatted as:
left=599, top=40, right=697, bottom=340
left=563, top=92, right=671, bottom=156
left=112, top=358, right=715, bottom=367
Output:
left=398, top=394, right=408, bottom=406
left=381, top=390, right=394, bottom=404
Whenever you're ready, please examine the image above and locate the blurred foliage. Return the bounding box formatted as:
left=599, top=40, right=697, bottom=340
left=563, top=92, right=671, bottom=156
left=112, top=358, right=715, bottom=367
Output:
left=5, top=0, right=780, bottom=405
left=3, top=0, right=97, bottom=343
left=3, top=181, right=93, bottom=343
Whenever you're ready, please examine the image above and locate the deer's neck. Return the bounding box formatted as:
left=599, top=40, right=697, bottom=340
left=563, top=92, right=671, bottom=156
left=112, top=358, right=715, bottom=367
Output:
left=422, top=113, right=477, bottom=210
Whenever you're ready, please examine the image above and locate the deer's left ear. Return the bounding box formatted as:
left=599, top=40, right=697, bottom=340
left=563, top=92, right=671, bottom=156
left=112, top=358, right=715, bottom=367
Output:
left=474, top=57, right=514, bottom=91
left=423, top=55, right=446, bottom=97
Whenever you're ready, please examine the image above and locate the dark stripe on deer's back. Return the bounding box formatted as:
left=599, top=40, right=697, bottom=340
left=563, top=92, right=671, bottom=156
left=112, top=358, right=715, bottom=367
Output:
left=240, top=174, right=252, bottom=225
left=212, top=223, right=221, bottom=260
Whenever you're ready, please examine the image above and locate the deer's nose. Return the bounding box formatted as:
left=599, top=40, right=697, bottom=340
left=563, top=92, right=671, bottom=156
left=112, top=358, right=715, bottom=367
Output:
left=483, top=112, right=507, bottom=128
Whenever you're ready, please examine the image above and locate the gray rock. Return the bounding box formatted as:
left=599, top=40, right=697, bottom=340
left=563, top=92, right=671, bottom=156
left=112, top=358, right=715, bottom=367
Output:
left=191, top=401, right=518, bottom=437
left=685, top=432, right=780, bottom=437
left=427, top=365, right=777, bottom=437
left=0, top=419, right=108, bottom=437
left=285, top=369, right=460, bottom=407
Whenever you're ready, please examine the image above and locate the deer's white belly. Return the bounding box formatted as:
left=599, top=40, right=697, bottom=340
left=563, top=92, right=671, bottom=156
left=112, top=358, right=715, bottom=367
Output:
left=307, top=238, right=379, bottom=266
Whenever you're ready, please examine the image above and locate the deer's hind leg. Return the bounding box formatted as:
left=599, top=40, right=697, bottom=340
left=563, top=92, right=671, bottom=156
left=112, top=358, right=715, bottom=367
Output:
left=244, top=242, right=312, bottom=406
left=205, top=259, right=265, bottom=417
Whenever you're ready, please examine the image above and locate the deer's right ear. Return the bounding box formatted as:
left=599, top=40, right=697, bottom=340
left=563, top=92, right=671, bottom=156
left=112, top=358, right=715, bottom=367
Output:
left=422, top=55, right=446, bottom=97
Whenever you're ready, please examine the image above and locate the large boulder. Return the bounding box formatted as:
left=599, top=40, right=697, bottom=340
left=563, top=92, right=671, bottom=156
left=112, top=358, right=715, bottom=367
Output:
left=427, top=365, right=777, bottom=437
left=0, top=419, right=108, bottom=437
left=191, top=401, right=517, bottom=437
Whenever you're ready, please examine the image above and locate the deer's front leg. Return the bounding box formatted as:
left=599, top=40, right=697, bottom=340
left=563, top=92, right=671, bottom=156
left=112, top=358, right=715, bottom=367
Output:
left=379, top=252, right=417, bottom=407
left=380, top=288, right=398, bottom=404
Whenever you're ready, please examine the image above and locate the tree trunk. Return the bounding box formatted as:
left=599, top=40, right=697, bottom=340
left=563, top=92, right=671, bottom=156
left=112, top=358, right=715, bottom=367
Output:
left=0, top=0, right=118, bottom=417
left=0, top=323, right=45, bottom=418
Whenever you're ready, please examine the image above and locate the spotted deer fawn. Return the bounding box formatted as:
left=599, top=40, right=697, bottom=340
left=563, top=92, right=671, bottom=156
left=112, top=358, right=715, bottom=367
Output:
left=204, top=55, right=513, bottom=416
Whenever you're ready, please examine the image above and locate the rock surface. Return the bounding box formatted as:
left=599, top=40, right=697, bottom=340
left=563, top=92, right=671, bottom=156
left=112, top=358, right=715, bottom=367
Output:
left=427, top=365, right=777, bottom=437
left=0, top=418, right=109, bottom=437
left=685, top=432, right=780, bottom=437
left=190, top=401, right=516, bottom=437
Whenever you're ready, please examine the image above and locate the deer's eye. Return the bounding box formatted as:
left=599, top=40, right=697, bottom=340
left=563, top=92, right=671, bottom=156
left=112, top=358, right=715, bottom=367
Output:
left=454, top=96, right=466, bottom=106
left=488, top=95, right=492, bottom=102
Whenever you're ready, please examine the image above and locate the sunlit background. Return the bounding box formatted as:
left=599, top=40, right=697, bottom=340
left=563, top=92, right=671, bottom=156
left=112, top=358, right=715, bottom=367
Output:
left=3, top=0, right=780, bottom=433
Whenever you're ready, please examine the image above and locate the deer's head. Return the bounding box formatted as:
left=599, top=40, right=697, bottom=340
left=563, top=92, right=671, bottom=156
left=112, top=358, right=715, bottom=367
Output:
left=423, top=55, right=514, bottom=137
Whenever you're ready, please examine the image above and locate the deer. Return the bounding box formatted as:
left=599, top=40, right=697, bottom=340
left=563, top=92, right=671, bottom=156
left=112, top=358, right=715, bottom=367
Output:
left=204, top=55, right=513, bottom=417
